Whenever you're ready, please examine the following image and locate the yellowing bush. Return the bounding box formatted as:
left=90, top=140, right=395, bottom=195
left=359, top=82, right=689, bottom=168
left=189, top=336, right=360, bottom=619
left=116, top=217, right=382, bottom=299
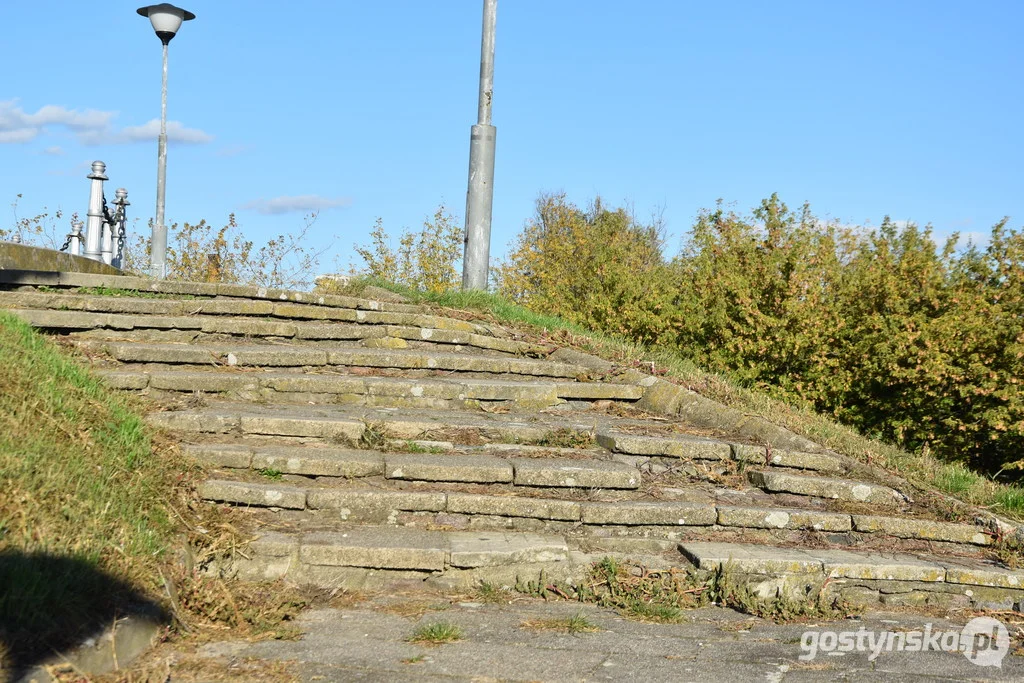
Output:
left=496, top=193, right=674, bottom=345
left=354, top=205, right=462, bottom=294
left=499, top=192, right=1024, bottom=474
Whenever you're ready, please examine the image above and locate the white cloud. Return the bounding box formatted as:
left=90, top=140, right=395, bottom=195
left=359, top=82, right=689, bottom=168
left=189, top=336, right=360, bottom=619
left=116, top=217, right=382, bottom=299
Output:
left=41, top=145, right=64, bottom=156
left=0, top=100, right=115, bottom=143
left=216, top=143, right=253, bottom=157
left=242, top=195, right=353, bottom=215
left=0, top=100, right=213, bottom=146
left=117, top=119, right=213, bottom=144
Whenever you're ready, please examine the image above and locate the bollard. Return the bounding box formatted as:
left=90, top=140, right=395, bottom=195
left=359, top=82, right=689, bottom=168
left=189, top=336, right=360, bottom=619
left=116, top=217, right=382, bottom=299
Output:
left=100, top=205, right=114, bottom=266
left=83, top=161, right=108, bottom=262
left=68, top=221, right=84, bottom=256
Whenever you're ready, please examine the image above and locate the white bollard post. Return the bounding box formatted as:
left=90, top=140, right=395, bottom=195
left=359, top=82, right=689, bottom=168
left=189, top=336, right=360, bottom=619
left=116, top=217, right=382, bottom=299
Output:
left=69, top=221, right=84, bottom=256
left=100, top=209, right=114, bottom=266
left=83, top=161, right=108, bottom=262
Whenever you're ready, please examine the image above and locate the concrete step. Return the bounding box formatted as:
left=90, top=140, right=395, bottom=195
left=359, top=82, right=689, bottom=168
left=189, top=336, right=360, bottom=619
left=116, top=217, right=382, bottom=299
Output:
left=196, top=476, right=991, bottom=548
left=11, top=307, right=547, bottom=356
left=80, top=341, right=586, bottom=379
left=0, top=270, right=421, bottom=313
left=680, top=541, right=1024, bottom=611
left=187, top=444, right=641, bottom=489
left=100, top=369, right=643, bottom=409
left=147, top=402, right=593, bottom=443
left=1, top=290, right=494, bottom=334
left=598, top=430, right=844, bottom=475
left=747, top=470, right=906, bottom=507
left=218, top=525, right=574, bottom=582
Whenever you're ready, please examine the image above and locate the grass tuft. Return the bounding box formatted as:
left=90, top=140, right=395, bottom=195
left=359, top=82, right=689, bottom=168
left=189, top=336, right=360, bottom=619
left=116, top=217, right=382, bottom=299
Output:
left=409, top=621, right=464, bottom=645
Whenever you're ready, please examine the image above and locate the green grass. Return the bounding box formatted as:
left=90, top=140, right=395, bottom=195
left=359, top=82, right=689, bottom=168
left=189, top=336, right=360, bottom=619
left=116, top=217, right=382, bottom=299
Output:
left=71, top=285, right=197, bottom=299
left=624, top=601, right=685, bottom=623
left=409, top=621, right=464, bottom=645
left=255, top=467, right=284, bottom=480
left=0, top=312, right=186, bottom=660
left=934, top=464, right=984, bottom=496
left=335, top=276, right=1024, bottom=521
left=398, top=440, right=446, bottom=454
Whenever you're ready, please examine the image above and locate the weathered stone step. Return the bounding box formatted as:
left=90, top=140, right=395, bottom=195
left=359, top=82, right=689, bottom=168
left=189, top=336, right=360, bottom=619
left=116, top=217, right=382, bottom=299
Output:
left=147, top=402, right=593, bottom=443
left=188, top=444, right=641, bottom=489
left=12, top=308, right=546, bottom=356
left=101, top=369, right=643, bottom=408
left=237, top=526, right=570, bottom=573
left=0, top=270, right=422, bottom=313
left=1, top=291, right=493, bottom=333
left=748, top=470, right=905, bottom=507
left=598, top=431, right=844, bottom=474
left=223, top=526, right=586, bottom=589
left=680, top=541, right=1024, bottom=610
left=81, top=341, right=585, bottom=378
left=197, top=477, right=990, bottom=547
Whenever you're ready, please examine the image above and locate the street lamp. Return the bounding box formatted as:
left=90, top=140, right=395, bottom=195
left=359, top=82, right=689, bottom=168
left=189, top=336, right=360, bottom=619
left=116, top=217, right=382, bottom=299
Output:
left=462, top=0, right=498, bottom=291
left=137, top=3, right=195, bottom=279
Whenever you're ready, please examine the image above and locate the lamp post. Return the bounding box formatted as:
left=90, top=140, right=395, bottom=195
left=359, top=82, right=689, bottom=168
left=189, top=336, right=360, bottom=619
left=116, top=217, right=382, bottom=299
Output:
left=137, top=3, right=195, bottom=279
left=462, top=0, right=498, bottom=291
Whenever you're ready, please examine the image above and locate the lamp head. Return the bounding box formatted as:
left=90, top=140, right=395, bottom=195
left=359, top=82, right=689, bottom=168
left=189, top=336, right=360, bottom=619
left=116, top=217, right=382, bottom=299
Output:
left=137, top=4, right=195, bottom=45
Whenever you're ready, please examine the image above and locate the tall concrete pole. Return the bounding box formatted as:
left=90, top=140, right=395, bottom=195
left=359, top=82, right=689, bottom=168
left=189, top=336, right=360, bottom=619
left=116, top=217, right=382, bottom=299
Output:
left=150, top=41, right=170, bottom=279
left=462, top=0, right=497, bottom=291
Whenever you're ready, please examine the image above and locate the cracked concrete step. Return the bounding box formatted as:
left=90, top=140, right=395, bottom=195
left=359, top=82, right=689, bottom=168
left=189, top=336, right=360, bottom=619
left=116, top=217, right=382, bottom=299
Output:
left=597, top=431, right=843, bottom=474
left=192, top=458, right=991, bottom=546
left=0, top=291, right=496, bottom=334
left=196, top=478, right=991, bottom=547
left=679, top=541, right=1024, bottom=610
left=189, top=444, right=639, bottom=489
left=147, top=402, right=598, bottom=443
left=12, top=308, right=547, bottom=356
left=99, top=369, right=643, bottom=407
left=198, top=479, right=710, bottom=525
left=0, top=270, right=423, bottom=312
left=245, top=526, right=570, bottom=571
left=747, top=470, right=905, bottom=506
left=80, top=341, right=585, bottom=378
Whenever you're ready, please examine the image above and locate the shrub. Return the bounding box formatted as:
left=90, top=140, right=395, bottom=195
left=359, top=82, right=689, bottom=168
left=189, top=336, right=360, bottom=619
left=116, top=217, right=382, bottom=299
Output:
left=498, top=191, right=1024, bottom=474
left=122, top=213, right=328, bottom=290
left=496, top=193, right=674, bottom=345
left=353, top=205, right=463, bottom=294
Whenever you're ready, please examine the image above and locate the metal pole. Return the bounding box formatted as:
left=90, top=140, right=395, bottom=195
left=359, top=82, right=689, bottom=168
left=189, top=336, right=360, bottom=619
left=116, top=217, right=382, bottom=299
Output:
left=462, top=0, right=498, bottom=291
left=83, top=161, right=108, bottom=261
left=150, top=40, right=170, bottom=279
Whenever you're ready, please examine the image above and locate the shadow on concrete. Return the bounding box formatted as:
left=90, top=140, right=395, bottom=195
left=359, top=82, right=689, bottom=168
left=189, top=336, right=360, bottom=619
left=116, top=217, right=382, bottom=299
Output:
left=0, top=550, right=167, bottom=682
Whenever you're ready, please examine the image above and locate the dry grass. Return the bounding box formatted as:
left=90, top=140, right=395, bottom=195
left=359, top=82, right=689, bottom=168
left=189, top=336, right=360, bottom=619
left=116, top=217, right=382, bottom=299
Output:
left=520, top=612, right=601, bottom=633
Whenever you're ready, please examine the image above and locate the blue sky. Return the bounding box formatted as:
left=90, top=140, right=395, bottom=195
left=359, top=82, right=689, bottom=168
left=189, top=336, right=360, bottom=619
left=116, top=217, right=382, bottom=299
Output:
left=2, top=1, right=1022, bottom=274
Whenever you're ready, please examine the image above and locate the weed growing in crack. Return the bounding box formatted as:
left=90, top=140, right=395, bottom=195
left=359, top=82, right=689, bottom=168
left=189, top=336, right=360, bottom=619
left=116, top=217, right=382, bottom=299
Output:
left=409, top=621, right=464, bottom=645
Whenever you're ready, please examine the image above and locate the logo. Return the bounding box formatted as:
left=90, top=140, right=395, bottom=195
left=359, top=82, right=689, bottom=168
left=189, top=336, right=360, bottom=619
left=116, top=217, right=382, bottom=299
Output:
left=798, top=617, right=1009, bottom=667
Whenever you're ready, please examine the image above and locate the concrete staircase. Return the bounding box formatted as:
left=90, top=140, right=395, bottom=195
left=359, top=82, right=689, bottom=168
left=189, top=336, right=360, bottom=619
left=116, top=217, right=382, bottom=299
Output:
left=5, top=270, right=1024, bottom=612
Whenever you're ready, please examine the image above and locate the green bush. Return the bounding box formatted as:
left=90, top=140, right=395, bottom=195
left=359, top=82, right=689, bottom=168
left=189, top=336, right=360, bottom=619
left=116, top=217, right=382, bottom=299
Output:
left=354, top=205, right=462, bottom=293
left=497, top=192, right=1024, bottom=474
left=496, top=193, right=674, bottom=345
